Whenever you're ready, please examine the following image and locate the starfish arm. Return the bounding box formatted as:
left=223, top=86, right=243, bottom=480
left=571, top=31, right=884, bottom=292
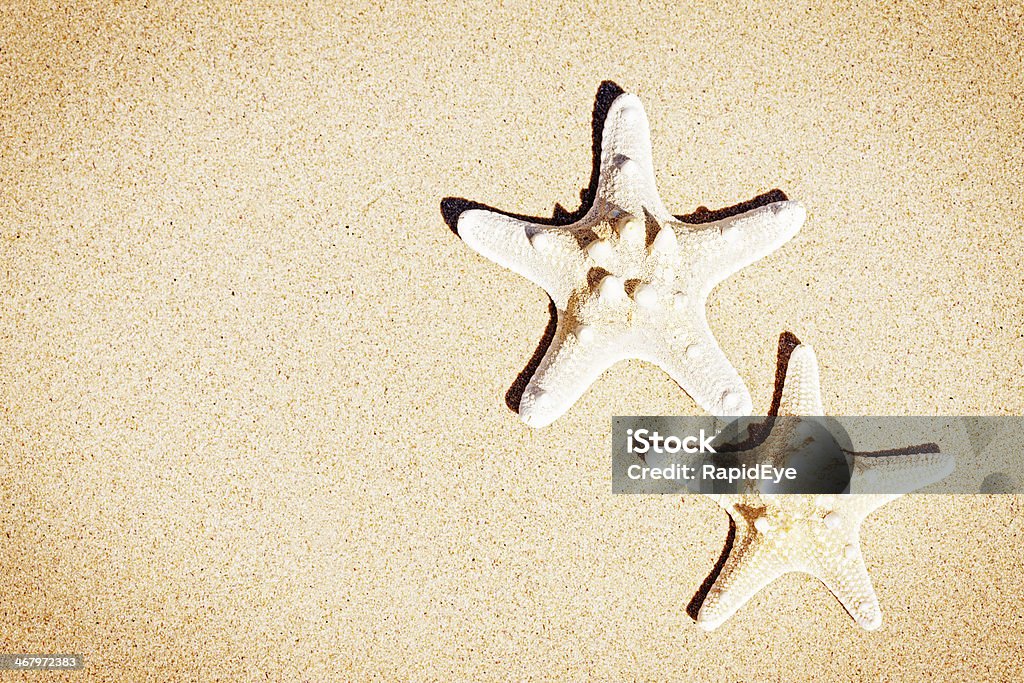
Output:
left=643, top=320, right=752, bottom=417
left=690, top=201, right=806, bottom=291
left=813, top=549, right=884, bottom=630
left=518, top=318, right=627, bottom=428
left=697, top=528, right=787, bottom=631
left=593, top=94, right=672, bottom=220
left=850, top=450, right=956, bottom=494
left=779, top=344, right=825, bottom=416
left=458, top=209, right=581, bottom=307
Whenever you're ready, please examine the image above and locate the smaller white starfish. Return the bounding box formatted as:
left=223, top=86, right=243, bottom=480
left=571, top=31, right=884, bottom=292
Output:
left=696, top=344, right=954, bottom=631
left=458, top=92, right=805, bottom=427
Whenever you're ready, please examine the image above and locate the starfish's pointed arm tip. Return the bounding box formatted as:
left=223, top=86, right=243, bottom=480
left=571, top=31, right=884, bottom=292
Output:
left=695, top=610, right=724, bottom=632
left=455, top=208, right=489, bottom=239
left=859, top=612, right=883, bottom=631
left=518, top=387, right=561, bottom=429
left=768, top=200, right=807, bottom=237
left=776, top=199, right=807, bottom=219
left=610, top=91, right=642, bottom=111
left=518, top=408, right=554, bottom=429
left=838, top=584, right=883, bottom=630
left=790, top=343, right=817, bottom=364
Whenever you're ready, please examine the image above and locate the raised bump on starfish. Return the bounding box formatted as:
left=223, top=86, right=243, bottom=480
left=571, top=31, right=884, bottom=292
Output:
left=457, top=92, right=805, bottom=427
left=695, top=343, right=955, bottom=631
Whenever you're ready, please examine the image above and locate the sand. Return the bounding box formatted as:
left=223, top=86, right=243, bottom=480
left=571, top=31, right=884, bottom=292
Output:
left=1, top=1, right=1023, bottom=680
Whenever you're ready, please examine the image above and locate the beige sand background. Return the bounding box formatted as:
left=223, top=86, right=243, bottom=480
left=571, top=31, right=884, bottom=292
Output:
left=2, top=1, right=1023, bottom=680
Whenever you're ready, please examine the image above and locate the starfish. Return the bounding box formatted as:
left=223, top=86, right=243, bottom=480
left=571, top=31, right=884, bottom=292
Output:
left=457, top=92, right=806, bottom=427
left=696, top=343, right=955, bottom=631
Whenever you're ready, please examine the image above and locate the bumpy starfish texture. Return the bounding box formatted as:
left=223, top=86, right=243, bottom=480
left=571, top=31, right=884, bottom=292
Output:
left=458, top=93, right=806, bottom=427
left=696, top=344, right=954, bottom=631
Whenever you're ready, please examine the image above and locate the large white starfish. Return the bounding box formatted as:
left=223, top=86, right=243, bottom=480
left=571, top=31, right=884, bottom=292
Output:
left=696, top=344, right=955, bottom=631
left=458, top=93, right=806, bottom=427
